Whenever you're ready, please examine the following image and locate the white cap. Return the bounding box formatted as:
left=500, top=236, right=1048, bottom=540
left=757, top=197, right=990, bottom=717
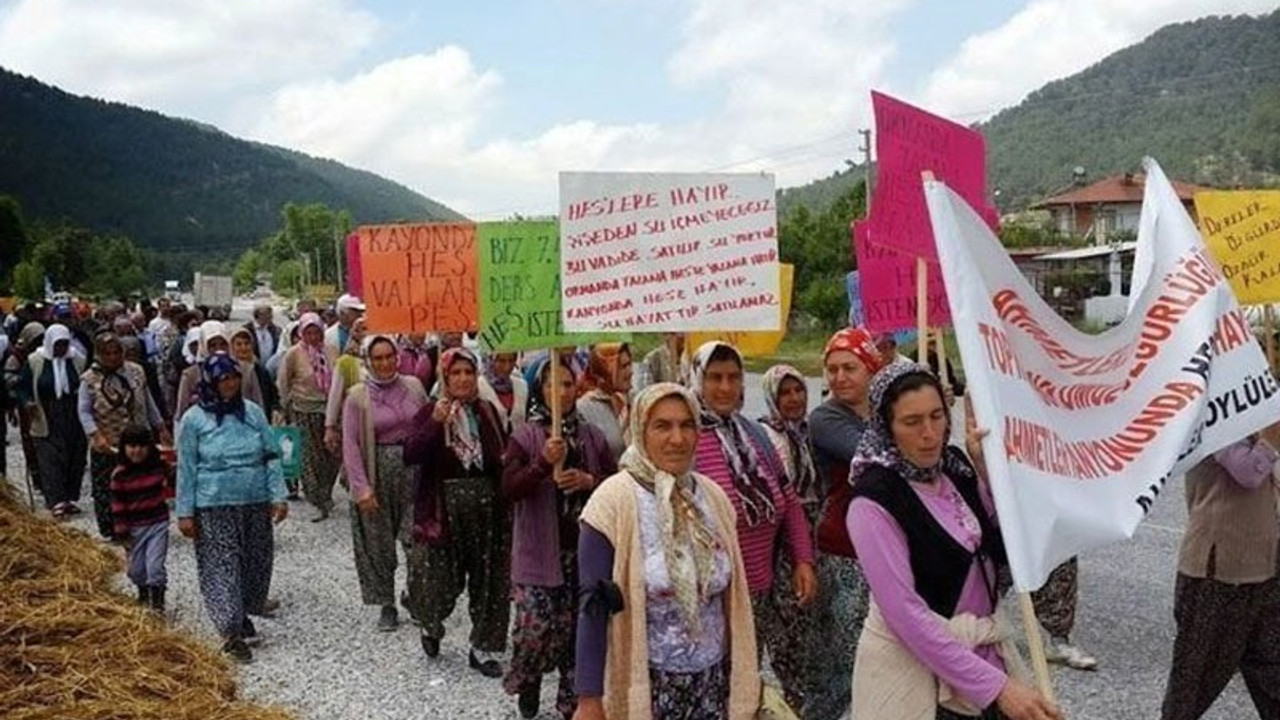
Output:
left=336, top=294, right=366, bottom=312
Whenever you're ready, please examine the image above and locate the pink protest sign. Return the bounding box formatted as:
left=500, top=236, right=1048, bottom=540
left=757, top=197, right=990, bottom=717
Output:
left=868, top=91, right=995, bottom=259
left=345, top=232, right=363, bottom=296
left=853, top=220, right=951, bottom=332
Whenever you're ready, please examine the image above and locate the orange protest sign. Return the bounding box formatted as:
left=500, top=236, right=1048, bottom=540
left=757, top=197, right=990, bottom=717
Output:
left=358, top=223, right=480, bottom=334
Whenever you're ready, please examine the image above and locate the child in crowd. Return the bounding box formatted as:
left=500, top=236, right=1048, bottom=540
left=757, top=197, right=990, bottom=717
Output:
left=109, top=424, right=171, bottom=612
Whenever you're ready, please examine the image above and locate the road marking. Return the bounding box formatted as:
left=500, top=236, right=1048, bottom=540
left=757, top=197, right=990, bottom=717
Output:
left=1139, top=522, right=1184, bottom=535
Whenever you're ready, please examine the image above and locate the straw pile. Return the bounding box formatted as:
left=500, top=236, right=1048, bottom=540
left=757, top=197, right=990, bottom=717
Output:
left=0, top=481, right=295, bottom=720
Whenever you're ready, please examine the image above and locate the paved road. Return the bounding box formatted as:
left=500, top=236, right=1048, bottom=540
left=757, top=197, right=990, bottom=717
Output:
left=1, top=371, right=1257, bottom=719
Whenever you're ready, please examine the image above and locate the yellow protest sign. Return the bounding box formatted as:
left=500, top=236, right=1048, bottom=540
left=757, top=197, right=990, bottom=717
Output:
left=686, top=264, right=794, bottom=357
left=307, top=284, right=338, bottom=303
left=1195, top=190, right=1280, bottom=304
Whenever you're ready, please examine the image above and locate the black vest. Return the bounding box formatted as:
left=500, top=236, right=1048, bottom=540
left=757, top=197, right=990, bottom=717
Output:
left=850, top=447, right=1007, bottom=617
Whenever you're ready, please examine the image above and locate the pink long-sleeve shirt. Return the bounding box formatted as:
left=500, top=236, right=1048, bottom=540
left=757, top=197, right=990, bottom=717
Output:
left=342, top=380, right=426, bottom=501
left=848, top=473, right=1007, bottom=709
left=1213, top=438, right=1278, bottom=489
left=695, top=426, right=814, bottom=594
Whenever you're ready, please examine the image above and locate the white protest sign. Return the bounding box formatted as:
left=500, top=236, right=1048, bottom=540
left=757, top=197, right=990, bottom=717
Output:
left=559, top=172, right=780, bottom=332
left=928, top=158, right=1280, bottom=591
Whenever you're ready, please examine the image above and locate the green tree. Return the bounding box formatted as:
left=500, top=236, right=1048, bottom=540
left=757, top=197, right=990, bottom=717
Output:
left=0, top=194, right=29, bottom=292
left=778, top=181, right=867, bottom=328
left=233, top=248, right=264, bottom=292
left=82, top=235, right=149, bottom=298
left=12, top=261, right=42, bottom=299
left=272, top=259, right=305, bottom=297
left=1243, top=89, right=1280, bottom=172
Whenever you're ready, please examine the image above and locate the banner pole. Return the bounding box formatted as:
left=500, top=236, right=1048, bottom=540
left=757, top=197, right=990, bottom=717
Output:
left=1264, top=305, right=1276, bottom=372
left=917, top=170, right=936, bottom=365
left=916, top=257, right=928, bottom=364
left=548, top=349, right=565, bottom=475
left=1018, top=591, right=1057, bottom=703
left=935, top=328, right=951, bottom=393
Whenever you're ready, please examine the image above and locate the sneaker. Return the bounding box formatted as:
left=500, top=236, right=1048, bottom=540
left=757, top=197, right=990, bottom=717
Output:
left=310, top=508, right=330, bottom=523
left=241, top=618, right=261, bottom=647
left=377, top=605, right=399, bottom=632
left=222, top=638, right=254, bottom=664
left=1047, top=638, right=1098, bottom=671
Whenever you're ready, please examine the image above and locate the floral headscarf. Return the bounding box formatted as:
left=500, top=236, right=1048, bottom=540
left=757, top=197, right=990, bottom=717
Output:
left=438, top=347, right=484, bottom=471
left=297, top=313, right=332, bottom=394
left=691, top=340, right=776, bottom=527
left=484, top=352, right=517, bottom=396
left=760, top=364, right=818, bottom=499
left=620, top=382, right=721, bottom=630
left=849, top=360, right=971, bottom=487
left=579, top=343, right=630, bottom=421
left=824, top=326, right=885, bottom=372
left=197, top=352, right=246, bottom=425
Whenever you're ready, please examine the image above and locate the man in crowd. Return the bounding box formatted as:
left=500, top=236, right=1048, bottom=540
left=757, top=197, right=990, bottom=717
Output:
left=245, top=304, right=280, bottom=363
left=324, top=294, right=364, bottom=355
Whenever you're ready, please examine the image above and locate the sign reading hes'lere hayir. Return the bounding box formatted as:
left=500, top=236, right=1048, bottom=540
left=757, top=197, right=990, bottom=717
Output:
left=559, top=172, right=781, bottom=333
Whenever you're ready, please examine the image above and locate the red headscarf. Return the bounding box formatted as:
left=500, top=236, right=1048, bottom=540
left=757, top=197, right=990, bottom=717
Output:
left=823, top=327, right=885, bottom=374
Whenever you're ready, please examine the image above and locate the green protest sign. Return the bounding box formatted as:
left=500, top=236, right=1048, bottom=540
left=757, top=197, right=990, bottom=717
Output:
left=478, top=220, right=627, bottom=352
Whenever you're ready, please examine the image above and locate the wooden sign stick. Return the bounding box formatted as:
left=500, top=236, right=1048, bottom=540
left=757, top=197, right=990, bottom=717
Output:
left=549, top=349, right=565, bottom=475
left=918, top=171, right=936, bottom=365
left=935, top=328, right=952, bottom=393
left=1265, top=305, right=1276, bottom=372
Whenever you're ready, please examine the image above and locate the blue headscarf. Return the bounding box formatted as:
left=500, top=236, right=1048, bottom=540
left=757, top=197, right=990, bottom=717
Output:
left=198, top=352, right=246, bottom=425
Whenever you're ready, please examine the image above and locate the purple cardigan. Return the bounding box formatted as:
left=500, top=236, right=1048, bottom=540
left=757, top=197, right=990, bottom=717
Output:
left=502, top=421, right=617, bottom=587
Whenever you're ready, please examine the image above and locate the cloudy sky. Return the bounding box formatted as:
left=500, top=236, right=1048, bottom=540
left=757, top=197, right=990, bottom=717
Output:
left=0, top=0, right=1274, bottom=218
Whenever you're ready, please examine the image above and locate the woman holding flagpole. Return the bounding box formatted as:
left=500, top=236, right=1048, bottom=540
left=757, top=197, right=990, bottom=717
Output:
left=844, top=361, right=1061, bottom=720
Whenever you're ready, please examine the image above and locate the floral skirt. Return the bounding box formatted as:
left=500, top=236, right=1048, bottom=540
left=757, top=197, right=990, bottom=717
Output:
left=650, top=659, right=727, bottom=720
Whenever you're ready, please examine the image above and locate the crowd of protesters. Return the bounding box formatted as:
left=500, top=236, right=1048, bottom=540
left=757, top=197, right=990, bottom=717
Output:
left=2, top=291, right=1276, bottom=720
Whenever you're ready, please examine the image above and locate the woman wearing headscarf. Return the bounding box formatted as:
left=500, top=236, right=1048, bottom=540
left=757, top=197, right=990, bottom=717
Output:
left=18, top=323, right=88, bottom=517
left=230, top=326, right=279, bottom=421
left=502, top=356, right=615, bottom=719
left=479, top=350, right=528, bottom=433
left=575, top=343, right=633, bottom=463
left=405, top=347, right=511, bottom=675
left=689, top=341, right=815, bottom=714
left=79, top=331, right=168, bottom=539
left=757, top=364, right=821, bottom=710
left=176, top=321, right=262, bottom=421
left=120, top=335, right=169, bottom=427
left=342, top=334, right=430, bottom=632
left=176, top=353, right=288, bottom=664
left=804, top=326, right=885, bottom=720
left=845, top=362, right=1059, bottom=720
left=573, top=382, right=759, bottom=720
left=7, top=322, right=48, bottom=502
left=397, top=331, right=435, bottom=391
left=265, top=319, right=301, bottom=382
left=277, top=312, right=341, bottom=521
left=324, top=316, right=369, bottom=456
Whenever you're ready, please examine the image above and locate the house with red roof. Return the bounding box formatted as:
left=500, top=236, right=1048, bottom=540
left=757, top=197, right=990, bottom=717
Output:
left=1032, top=172, right=1206, bottom=240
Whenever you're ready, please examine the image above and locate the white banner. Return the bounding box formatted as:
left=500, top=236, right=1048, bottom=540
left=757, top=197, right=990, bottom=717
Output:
left=928, top=158, right=1280, bottom=591
left=559, top=172, right=780, bottom=332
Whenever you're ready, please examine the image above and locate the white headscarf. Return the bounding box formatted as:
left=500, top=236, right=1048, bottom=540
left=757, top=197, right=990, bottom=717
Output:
left=182, top=327, right=202, bottom=364
left=40, top=324, right=76, bottom=398
left=196, top=320, right=228, bottom=361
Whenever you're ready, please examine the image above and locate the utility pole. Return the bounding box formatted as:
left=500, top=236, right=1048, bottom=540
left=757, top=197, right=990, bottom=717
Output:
left=859, top=128, right=873, bottom=215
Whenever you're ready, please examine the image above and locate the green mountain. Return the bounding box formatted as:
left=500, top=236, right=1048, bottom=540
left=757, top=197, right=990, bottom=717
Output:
left=782, top=10, right=1280, bottom=215
left=0, top=67, right=464, bottom=253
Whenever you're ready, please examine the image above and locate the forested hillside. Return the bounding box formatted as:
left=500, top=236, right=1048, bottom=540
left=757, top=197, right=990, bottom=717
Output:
left=0, top=68, right=462, bottom=255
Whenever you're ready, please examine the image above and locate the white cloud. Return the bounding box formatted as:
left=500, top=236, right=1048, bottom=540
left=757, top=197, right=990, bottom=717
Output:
left=251, top=0, right=909, bottom=217
left=0, top=0, right=377, bottom=113
left=918, top=0, right=1278, bottom=121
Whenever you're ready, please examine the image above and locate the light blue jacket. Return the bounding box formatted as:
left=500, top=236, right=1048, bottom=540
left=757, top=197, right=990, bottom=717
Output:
left=176, top=400, right=286, bottom=517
